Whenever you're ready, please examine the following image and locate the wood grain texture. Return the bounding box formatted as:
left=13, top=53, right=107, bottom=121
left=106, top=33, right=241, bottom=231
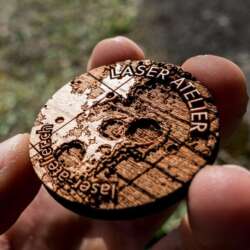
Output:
left=29, top=60, right=219, bottom=219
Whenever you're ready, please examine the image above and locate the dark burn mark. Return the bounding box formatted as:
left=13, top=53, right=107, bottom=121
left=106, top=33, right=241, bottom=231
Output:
left=55, top=116, right=65, bottom=123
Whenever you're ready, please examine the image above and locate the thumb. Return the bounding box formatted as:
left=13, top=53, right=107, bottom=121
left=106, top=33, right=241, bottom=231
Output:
left=0, top=134, right=40, bottom=234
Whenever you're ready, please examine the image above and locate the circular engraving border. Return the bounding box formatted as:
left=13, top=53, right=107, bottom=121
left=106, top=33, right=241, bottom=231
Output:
left=29, top=59, right=220, bottom=219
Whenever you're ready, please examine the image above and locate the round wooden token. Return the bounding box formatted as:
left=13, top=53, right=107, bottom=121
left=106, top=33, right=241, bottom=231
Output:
left=29, top=60, right=220, bottom=219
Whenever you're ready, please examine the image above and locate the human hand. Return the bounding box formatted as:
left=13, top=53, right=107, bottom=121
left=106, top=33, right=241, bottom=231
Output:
left=0, top=36, right=248, bottom=250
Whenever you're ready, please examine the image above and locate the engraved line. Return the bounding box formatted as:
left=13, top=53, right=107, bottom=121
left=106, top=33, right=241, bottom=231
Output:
left=155, top=165, right=186, bottom=185
left=116, top=172, right=157, bottom=200
left=113, top=76, right=134, bottom=91
left=88, top=72, right=123, bottom=98
left=31, top=153, right=39, bottom=159
left=169, top=135, right=209, bottom=160
left=144, top=148, right=186, bottom=184
left=118, top=156, right=184, bottom=193
left=30, top=142, right=40, bottom=154
left=117, top=160, right=152, bottom=192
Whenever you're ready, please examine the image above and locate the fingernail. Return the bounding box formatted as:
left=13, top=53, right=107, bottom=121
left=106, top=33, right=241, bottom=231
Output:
left=87, top=36, right=125, bottom=71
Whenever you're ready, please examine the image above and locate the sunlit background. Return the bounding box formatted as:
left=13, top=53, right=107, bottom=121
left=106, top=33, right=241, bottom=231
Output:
left=0, top=0, right=249, bottom=247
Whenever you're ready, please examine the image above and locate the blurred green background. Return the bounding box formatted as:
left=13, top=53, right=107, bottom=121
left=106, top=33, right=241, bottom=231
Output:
left=0, top=0, right=249, bottom=247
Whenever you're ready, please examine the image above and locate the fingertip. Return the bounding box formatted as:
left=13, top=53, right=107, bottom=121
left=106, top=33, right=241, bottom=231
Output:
left=182, top=55, right=248, bottom=139
left=87, top=36, right=145, bottom=70
left=187, top=164, right=250, bottom=249
left=0, top=134, right=40, bottom=234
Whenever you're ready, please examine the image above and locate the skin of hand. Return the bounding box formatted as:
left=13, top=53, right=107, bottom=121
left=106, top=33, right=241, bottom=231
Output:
left=0, top=36, right=249, bottom=250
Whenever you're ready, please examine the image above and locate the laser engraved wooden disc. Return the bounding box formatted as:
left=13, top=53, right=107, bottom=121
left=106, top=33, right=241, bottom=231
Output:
left=29, top=60, right=219, bottom=219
